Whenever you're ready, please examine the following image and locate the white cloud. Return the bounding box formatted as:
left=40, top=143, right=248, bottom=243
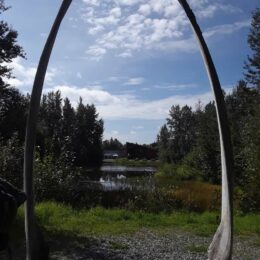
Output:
left=80, top=0, right=246, bottom=60
left=44, top=84, right=218, bottom=120
left=110, top=7, right=121, bottom=18
left=112, top=130, right=119, bottom=135
left=5, top=58, right=57, bottom=91
left=138, top=4, right=151, bottom=16
left=123, top=77, right=144, bottom=85
left=88, top=25, right=104, bottom=35
left=189, top=1, right=241, bottom=18
left=204, top=20, right=250, bottom=39
left=117, top=50, right=132, bottom=58
left=82, top=0, right=99, bottom=6
left=114, top=0, right=140, bottom=6
left=46, top=85, right=120, bottom=107
left=85, top=46, right=107, bottom=60
left=154, top=83, right=197, bottom=90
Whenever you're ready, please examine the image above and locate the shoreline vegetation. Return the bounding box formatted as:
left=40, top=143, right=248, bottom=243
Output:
left=1, top=1, right=260, bottom=259
left=13, top=202, right=260, bottom=239
left=110, top=158, right=160, bottom=167
left=11, top=202, right=260, bottom=259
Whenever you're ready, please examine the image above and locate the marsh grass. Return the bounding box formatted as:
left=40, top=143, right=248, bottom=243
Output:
left=173, top=181, right=221, bottom=212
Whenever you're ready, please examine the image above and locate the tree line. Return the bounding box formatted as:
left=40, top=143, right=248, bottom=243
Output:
left=0, top=0, right=103, bottom=192
left=157, top=8, right=260, bottom=212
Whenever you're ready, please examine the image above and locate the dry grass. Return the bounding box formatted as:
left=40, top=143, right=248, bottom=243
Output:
left=172, top=181, right=221, bottom=212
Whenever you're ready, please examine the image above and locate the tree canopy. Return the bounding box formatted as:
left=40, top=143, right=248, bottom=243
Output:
left=0, top=0, right=25, bottom=87
left=244, top=8, right=260, bottom=88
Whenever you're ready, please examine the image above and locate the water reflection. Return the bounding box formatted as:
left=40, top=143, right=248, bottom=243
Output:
left=80, top=165, right=157, bottom=191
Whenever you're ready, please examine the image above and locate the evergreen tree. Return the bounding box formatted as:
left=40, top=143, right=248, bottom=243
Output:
left=74, top=98, right=103, bottom=166
left=0, top=87, right=28, bottom=141
left=62, top=97, right=75, bottom=137
left=157, top=124, right=171, bottom=163
left=38, top=91, right=63, bottom=158
left=0, top=0, right=25, bottom=87
left=226, top=80, right=259, bottom=184
left=193, top=102, right=220, bottom=183
left=0, top=0, right=27, bottom=142
left=244, top=8, right=260, bottom=88
left=103, top=138, right=123, bottom=150
left=167, top=105, right=195, bottom=162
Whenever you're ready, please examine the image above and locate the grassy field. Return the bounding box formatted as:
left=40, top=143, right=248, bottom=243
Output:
left=112, top=158, right=160, bottom=167
left=16, top=202, right=260, bottom=239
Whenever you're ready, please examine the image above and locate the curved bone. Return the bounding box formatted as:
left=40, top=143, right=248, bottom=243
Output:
left=23, top=1, right=72, bottom=259
left=177, top=1, right=234, bottom=259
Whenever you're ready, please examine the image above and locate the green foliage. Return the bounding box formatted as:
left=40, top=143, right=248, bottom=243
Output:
left=0, top=133, right=23, bottom=188
left=34, top=153, right=78, bottom=203
left=113, top=158, right=159, bottom=167
left=16, top=202, right=260, bottom=237
left=244, top=8, right=260, bottom=88
left=157, top=102, right=221, bottom=184
left=155, top=164, right=194, bottom=181
left=103, top=138, right=123, bottom=150
left=74, top=98, right=103, bottom=166
left=157, top=124, right=172, bottom=163
left=36, top=91, right=104, bottom=167
left=166, top=105, right=195, bottom=162
left=0, top=85, right=28, bottom=141
left=0, top=0, right=25, bottom=87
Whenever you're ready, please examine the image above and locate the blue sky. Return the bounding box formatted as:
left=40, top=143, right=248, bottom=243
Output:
left=2, top=0, right=259, bottom=144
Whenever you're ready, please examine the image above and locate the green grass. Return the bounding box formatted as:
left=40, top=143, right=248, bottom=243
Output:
left=16, top=202, right=260, bottom=239
left=109, top=241, right=129, bottom=250
left=255, top=238, right=260, bottom=248
left=186, top=243, right=208, bottom=253
left=112, top=158, right=160, bottom=167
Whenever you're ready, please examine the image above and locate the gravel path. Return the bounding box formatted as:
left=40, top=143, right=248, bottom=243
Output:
left=50, top=229, right=260, bottom=260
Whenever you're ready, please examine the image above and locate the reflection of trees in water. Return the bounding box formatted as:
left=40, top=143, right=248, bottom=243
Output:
left=71, top=167, right=157, bottom=208
left=77, top=174, right=155, bottom=192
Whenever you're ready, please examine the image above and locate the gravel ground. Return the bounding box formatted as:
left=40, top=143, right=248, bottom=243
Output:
left=49, top=229, right=260, bottom=260
left=1, top=229, right=259, bottom=259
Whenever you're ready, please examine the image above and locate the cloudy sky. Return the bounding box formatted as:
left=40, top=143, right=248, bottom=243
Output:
left=2, top=0, right=259, bottom=143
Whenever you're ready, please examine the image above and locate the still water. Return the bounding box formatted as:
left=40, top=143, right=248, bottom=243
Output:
left=79, top=165, right=157, bottom=191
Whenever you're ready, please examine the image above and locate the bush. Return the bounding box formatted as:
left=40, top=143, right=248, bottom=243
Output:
left=155, top=163, right=195, bottom=181
left=34, top=154, right=78, bottom=203
left=0, top=133, right=24, bottom=189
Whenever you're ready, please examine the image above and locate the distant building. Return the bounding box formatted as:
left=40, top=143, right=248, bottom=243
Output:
left=103, top=150, right=127, bottom=159
left=126, top=142, right=158, bottom=160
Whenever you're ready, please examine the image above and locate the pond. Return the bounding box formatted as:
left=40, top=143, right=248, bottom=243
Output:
left=78, top=165, right=157, bottom=191
left=73, top=165, right=220, bottom=211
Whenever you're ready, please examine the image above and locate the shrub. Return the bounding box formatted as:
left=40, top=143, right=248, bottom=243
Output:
left=155, top=163, right=195, bottom=181
left=0, top=133, right=24, bottom=189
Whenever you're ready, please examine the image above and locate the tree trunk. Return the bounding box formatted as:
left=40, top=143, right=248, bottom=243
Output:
left=23, top=1, right=72, bottom=259
left=177, top=1, right=234, bottom=259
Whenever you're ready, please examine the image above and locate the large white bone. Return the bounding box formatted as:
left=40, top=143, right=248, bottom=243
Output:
left=23, top=1, right=72, bottom=259
left=177, top=1, right=234, bottom=259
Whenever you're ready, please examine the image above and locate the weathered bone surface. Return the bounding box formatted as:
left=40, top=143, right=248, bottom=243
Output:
left=23, top=1, right=72, bottom=259
left=177, top=1, right=234, bottom=259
